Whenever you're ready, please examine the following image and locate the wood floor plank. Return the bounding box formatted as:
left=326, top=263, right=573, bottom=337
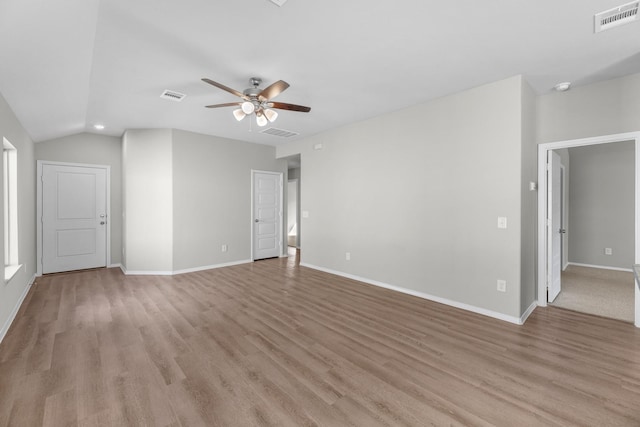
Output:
left=1, top=251, right=640, bottom=426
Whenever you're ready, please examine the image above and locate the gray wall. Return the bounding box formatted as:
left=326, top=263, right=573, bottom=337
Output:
left=34, top=133, right=122, bottom=265
left=122, top=128, right=285, bottom=273
left=520, top=80, right=537, bottom=314
left=278, top=75, right=527, bottom=319
left=172, top=129, right=284, bottom=271
left=537, top=73, right=640, bottom=143
left=567, top=141, right=634, bottom=269
left=122, top=129, right=174, bottom=272
left=0, top=91, right=36, bottom=340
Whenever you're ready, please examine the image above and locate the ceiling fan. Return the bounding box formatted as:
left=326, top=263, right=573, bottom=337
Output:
left=202, top=77, right=311, bottom=127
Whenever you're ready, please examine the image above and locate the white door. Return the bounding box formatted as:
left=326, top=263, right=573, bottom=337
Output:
left=547, top=151, right=562, bottom=302
left=42, top=164, right=108, bottom=274
left=253, top=171, right=282, bottom=260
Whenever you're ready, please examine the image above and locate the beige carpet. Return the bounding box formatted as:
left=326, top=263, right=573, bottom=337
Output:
left=550, top=264, right=635, bottom=322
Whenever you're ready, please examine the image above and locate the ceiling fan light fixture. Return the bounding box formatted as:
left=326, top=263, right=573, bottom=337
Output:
left=232, top=109, right=246, bottom=121
left=264, top=108, right=278, bottom=123
left=256, top=113, right=268, bottom=127
left=241, top=101, right=255, bottom=114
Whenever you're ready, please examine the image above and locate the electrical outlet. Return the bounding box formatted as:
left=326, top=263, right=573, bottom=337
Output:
left=497, top=279, right=506, bottom=292
left=345, top=252, right=351, bottom=261
left=221, top=244, right=228, bottom=252
left=605, top=247, right=612, bottom=255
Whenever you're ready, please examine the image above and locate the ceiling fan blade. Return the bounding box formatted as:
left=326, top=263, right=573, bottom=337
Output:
left=268, top=102, right=311, bottom=113
left=205, top=102, right=241, bottom=108
left=202, top=78, right=247, bottom=99
left=258, top=80, right=290, bottom=101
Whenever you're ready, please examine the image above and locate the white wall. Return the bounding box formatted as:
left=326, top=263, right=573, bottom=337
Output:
left=34, top=133, right=122, bottom=265
left=171, top=129, right=284, bottom=271
left=0, top=91, right=36, bottom=342
left=278, top=75, right=527, bottom=320
left=567, top=141, right=634, bottom=269
left=122, top=129, right=174, bottom=272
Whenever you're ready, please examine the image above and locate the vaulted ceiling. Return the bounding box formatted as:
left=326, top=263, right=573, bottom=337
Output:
left=0, top=0, right=639, bottom=145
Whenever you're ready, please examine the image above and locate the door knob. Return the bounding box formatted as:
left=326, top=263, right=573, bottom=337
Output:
left=255, top=219, right=260, bottom=223
left=100, top=221, right=105, bottom=225
left=559, top=228, right=566, bottom=234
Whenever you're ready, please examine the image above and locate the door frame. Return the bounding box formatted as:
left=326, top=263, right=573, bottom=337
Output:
left=287, top=178, right=300, bottom=248
left=547, top=150, right=563, bottom=303
left=250, top=170, right=284, bottom=261
left=536, top=131, right=640, bottom=327
left=36, top=160, right=111, bottom=276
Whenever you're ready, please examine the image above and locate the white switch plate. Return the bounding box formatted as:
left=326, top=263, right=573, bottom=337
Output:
left=497, top=217, right=507, bottom=229
left=605, top=247, right=612, bottom=255
left=313, top=143, right=323, bottom=151
left=345, top=252, right=351, bottom=261
left=221, top=244, right=228, bottom=252
left=497, top=279, right=506, bottom=292
left=302, top=211, right=309, bottom=218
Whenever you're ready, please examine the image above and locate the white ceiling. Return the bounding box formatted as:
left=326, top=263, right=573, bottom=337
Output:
left=0, top=0, right=639, bottom=145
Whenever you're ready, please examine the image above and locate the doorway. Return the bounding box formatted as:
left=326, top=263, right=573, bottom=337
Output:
left=287, top=178, right=299, bottom=248
left=537, top=131, right=640, bottom=327
left=252, top=170, right=283, bottom=260
left=37, top=161, right=111, bottom=275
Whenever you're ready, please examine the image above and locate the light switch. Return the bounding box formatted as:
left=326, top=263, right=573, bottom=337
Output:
left=302, top=210, right=309, bottom=218
left=498, top=217, right=507, bottom=229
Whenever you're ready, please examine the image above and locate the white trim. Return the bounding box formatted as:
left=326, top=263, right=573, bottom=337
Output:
left=300, top=263, right=528, bottom=325
left=566, top=262, right=633, bottom=273
left=636, top=274, right=640, bottom=328
left=537, top=131, right=640, bottom=329
left=121, top=259, right=252, bottom=276
left=108, top=263, right=122, bottom=269
left=0, top=274, right=35, bottom=345
left=4, top=263, right=22, bottom=283
left=37, top=160, right=112, bottom=275
left=519, top=301, right=538, bottom=324
left=251, top=170, right=285, bottom=261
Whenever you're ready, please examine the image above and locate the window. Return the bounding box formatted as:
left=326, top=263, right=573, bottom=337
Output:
left=4, top=137, right=19, bottom=282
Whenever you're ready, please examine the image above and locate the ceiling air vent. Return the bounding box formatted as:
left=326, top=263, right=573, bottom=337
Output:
left=261, top=127, right=299, bottom=138
left=160, top=90, right=186, bottom=102
left=594, top=1, right=639, bottom=32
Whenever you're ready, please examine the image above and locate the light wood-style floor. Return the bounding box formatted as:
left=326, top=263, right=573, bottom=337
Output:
left=2, top=251, right=640, bottom=426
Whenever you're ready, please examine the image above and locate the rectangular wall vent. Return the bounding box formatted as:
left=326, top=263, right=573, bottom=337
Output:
left=260, top=127, right=299, bottom=138
left=595, top=1, right=639, bottom=32
left=160, top=90, right=186, bottom=102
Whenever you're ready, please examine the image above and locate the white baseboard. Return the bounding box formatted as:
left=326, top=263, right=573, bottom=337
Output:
left=300, top=263, right=528, bottom=325
left=0, top=274, right=36, bottom=345
left=567, top=262, right=633, bottom=272
left=122, top=259, right=252, bottom=276
left=519, top=301, right=538, bottom=324
left=108, top=263, right=122, bottom=269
